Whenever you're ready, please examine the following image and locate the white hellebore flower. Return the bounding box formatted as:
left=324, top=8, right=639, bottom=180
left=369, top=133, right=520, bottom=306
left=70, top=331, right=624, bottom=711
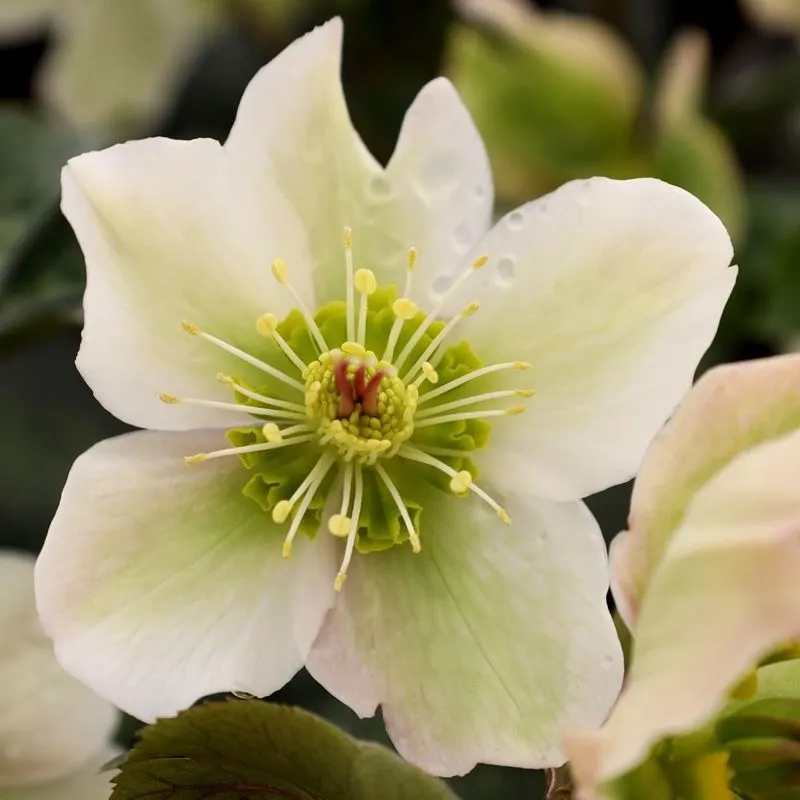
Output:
left=566, top=354, right=800, bottom=798
left=0, top=0, right=211, bottom=135
left=0, top=550, right=118, bottom=800
left=36, top=18, right=736, bottom=777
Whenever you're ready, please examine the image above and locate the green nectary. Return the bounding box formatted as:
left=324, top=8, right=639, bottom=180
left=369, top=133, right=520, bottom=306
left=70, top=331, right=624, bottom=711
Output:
left=225, top=285, right=489, bottom=553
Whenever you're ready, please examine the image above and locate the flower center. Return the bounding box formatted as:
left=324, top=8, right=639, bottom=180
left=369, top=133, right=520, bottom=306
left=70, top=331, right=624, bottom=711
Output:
left=160, top=228, right=534, bottom=589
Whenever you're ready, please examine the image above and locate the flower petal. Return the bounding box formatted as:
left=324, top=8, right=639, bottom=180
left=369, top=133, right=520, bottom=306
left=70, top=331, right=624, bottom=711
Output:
left=448, top=177, right=735, bottom=501
left=4, top=748, right=118, bottom=800
left=35, top=430, right=336, bottom=723
left=0, top=0, right=57, bottom=41
left=225, top=19, right=492, bottom=302
left=0, top=552, right=118, bottom=788
left=566, top=427, right=800, bottom=795
left=41, top=0, right=208, bottom=134
left=307, top=487, right=622, bottom=776
left=615, top=353, right=800, bottom=625
left=65, top=136, right=311, bottom=430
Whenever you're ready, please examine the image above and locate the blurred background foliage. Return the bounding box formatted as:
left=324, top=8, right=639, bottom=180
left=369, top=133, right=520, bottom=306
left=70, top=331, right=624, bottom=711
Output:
left=0, top=0, right=797, bottom=797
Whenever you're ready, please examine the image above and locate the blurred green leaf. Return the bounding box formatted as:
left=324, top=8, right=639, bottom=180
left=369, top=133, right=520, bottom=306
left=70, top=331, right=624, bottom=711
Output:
left=112, top=700, right=458, bottom=800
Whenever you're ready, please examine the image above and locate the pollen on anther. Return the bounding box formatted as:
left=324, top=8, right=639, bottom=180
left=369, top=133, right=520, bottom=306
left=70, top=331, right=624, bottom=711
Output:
left=181, top=320, right=199, bottom=335
left=185, top=453, right=207, bottom=464
left=328, top=514, right=352, bottom=537
left=282, top=541, right=293, bottom=559
left=498, top=509, right=512, bottom=525
left=392, top=298, right=417, bottom=320
left=262, top=422, right=282, bottom=443
left=272, top=500, right=292, bottom=524
left=256, top=313, right=279, bottom=337
left=514, top=361, right=532, bottom=370
left=159, top=393, right=180, bottom=404
left=449, top=470, right=473, bottom=496
left=354, top=268, right=377, bottom=295
left=516, top=389, right=536, bottom=398
left=271, top=259, right=289, bottom=285
left=422, top=363, right=438, bottom=384
left=334, top=572, right=347, bottom=591
left=472, top=253, right=489, bottom=269
left=506, top=405, right=526, bottom=415
left=462, top=301, right=480, bottom=316
left=343, top=226, right=353, bottom=249
left=406, top=247, right=417, bottom=271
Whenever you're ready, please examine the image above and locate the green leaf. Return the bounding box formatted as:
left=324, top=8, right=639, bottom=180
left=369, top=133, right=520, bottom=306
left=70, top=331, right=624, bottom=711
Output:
left=112, top=700, right=458, bottom=800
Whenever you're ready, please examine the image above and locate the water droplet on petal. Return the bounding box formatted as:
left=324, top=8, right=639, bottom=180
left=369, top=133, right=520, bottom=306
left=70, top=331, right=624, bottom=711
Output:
left=474, top=184, right=487, bottom=200
left=432, top=275, right=454, bottom=297
left=368, top=175, right=393, bottom=201
left=507, top=211, right=525, bottom=231
left=496, top=255, right=516, bottom=284
left=418, top=152, right=461, bottom=196
left=453, top=221, right=473, bottom=250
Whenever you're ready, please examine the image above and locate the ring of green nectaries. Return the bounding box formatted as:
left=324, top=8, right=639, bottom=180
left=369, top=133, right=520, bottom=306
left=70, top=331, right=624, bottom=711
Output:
left=160, top=231, right=534, bottom=589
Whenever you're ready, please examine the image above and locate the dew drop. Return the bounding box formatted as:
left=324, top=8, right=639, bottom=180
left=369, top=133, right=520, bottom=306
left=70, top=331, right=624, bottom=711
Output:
left=507, top=211, right=525, bottom=231
left=453, top=221, right=473, bottom=250
left=496, top=255, right=516, bottom=283
left=368, top=175, right=393, bottom=201
left=432, top=275, right=454, bottom=297
left=418, top=152, right=461, bottom=195
left=474, top=184, right=486, bottom=199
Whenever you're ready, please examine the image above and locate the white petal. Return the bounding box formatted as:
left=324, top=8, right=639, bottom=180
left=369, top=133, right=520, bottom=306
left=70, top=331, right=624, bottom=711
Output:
left=225, top=19, right=492, bottom=302
left=0, top=553, right=118, bottom=788
left=307, top=487, right=622, bottom=777
left=0, top=0, right=57, bottom=42
left=566, top=428, right=800, bottom=794
left=65, top=137, right=311, bottom=430
left=35, top=430, right=336, bottom=723
left=41, top=0, right=207, bottom=134
left=3, top=748, right=118, bottom=800
left=446, top=177, right=735, bottom=501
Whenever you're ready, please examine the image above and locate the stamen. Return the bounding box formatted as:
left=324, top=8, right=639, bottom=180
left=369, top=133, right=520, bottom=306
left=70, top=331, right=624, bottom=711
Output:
left=344, top=227, right=355, bottom=344
left=256, top=313, right=307, bottom=372
left=354, top=268, right=376, bottom=347
left=281, top=453, right=336, bottom=558
left=415, top=389, right=534, bottom=419
left=216, top=375, right=307, bottom=414
left=398, top=446, right=511, bottom=524
left=159, top=393, right=307, bottom=422
left=375, top=463, right=421, bottom=553
left=404, top=246, right=417, bottom=297
left=414, top=406, right=525, bottom=428
left=184, top=434, right=316, bottom=464
left=181, top=321, right=305, bottom=393
left=393, top=253, right=488, bottom=371
left=262, top=422, right=282, bottom=442
left=328, top=462, right=354, bottom=538
left=402, top=301, right=480, bottom=383
left=335, top=464, right=364, bottom=591
left=418, top=361, right=532, bottom=405
left=412, top=362, right=439, bottom=388
left=271, top=259, right=328, bottom=353
left=382, top=297, right=418, bottom=363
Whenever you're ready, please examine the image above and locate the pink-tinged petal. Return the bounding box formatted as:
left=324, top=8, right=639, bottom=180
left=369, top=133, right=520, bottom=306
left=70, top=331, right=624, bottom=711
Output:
left=566, top=427, right=800, bottom=797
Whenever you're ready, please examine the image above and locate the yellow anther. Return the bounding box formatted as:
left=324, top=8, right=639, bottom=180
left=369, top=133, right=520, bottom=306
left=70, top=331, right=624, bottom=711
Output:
left=422, top=363, right=439, bottom=384
left=159, top=393, right=180, bottom=404
left=354, top=268, right=377, bottom=295
left=271, top=258, right=289, bottom=285
left=272, top=500, right=292, bottom=524
left=282, top=540, right=293, bottom=559
left=472, top=253, right=489, bottom=269
left=256, top=313, right=279, bottom=337
left=181, top=320, right=199, bottom=335
left=328, top=514, right=352, bottom=537
left=262, top=422, right=282, bottom=443
left=343, top=226, right=353, bottom=249
left=515, top=389, right=536, bottom=398
left=334, top=571, right=347, bottom=591
left=392, top=298, right=418, bottom=320
left=498, top=509, right=511, bottom=525
left=341, top=341, right=366, bottom=356
left=514, top=361, right=532, bottom=370
left=462, top=301, right=480, bottom=316
left=216, top=373, right=235, bottom=386
left=505, top=405, right=526, bottom=415
left=449, top=470, right=473, bottom=497
left=406, top=247, right=417, bottom=270
left=184, top=453, right=208, bottom=464
left=410, top=534, right=422, bottom=554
